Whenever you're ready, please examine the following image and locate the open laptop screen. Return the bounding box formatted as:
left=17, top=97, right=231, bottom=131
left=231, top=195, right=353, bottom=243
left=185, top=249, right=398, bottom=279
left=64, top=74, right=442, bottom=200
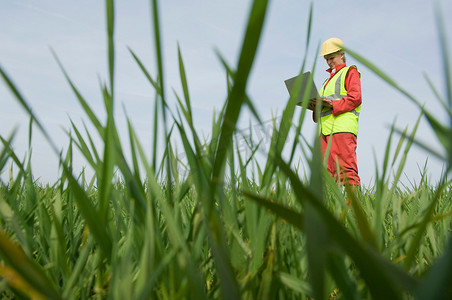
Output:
left=284, top=71, right=320, bottom=106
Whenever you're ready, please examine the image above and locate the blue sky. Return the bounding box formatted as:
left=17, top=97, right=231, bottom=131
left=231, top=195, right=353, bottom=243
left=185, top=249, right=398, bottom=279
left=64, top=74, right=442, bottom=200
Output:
left=1, top=0, right=451, bottom=187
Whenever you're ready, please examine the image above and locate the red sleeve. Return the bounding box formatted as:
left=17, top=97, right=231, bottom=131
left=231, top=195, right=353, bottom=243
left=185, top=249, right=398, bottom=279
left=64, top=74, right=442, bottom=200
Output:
left=331, top=67, right=362, bottom=116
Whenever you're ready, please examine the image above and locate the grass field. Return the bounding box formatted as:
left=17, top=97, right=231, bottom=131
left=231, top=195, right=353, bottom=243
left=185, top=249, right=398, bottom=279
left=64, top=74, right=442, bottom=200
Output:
left=0, top=0, right=451, bottom=299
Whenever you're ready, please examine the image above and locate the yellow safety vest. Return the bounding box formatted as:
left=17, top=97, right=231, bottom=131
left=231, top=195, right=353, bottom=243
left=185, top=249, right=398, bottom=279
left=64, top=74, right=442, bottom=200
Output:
left=319, top=66, right=361, bottom=136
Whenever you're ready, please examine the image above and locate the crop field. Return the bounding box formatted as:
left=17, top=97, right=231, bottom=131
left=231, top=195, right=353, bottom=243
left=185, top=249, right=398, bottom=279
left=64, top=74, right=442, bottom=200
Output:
left=0, top=0, right=451, bottom=299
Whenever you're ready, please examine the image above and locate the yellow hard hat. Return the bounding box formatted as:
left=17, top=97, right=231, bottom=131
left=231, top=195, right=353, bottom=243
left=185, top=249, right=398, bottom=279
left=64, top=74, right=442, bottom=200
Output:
left=320, top=37, right=344, bottom=57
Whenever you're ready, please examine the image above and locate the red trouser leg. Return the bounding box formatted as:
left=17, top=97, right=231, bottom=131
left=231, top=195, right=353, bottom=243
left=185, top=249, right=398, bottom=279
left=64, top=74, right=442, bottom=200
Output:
left=320, top=133, right=360, bottom=186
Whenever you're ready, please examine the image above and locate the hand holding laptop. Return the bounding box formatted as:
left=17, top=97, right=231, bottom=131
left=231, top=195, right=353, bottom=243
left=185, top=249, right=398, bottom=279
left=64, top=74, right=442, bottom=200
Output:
left=284, top=72, right=333, bottom=111
left=308, top=98, right=332, bottom=110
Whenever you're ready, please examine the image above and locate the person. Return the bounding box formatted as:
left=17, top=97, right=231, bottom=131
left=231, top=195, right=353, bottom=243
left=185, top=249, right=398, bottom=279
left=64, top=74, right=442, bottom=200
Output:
left=310, top=37, right=362, bottom=186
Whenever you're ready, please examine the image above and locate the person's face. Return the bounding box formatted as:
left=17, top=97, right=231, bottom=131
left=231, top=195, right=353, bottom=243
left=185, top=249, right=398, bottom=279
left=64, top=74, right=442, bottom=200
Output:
left=324, top=52, right=344, bottom=69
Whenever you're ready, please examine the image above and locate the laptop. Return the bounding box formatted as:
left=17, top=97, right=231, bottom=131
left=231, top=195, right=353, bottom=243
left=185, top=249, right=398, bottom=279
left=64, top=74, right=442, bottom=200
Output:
left=284, top=71, right=322, bottom=109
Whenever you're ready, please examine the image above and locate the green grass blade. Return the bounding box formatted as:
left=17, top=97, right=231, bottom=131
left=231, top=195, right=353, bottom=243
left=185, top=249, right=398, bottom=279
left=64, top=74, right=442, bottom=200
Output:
left=67, top=119, right=97, bottom=170
left=304, top=133, right=328, bottom=300
left=416, top=232, right=452, bottom=299
left=0, top=134, right=13, bottom=174
left=405, top=177, right=449, bottom=268
left=106, top=0, right=115, bottom=97
left=114, top=150, right=147, bottom=219
left=434, top=1, right=451, bottom=107
left=0, top=230, right=61, bottom=299
left=391, top=113, right=422, bottom=190
left=151, top=0, right=166, bottom=107
left=0, top=66, right=114, bottom=259
left=305, top=2, right=313, bottom=52
left=62, top=237, right=95, bottom=299
left=391, top=124, right=408, bottom=167
left=0, top=66, right=57, bottom=153
left=175, top=48, right=205, bottom=156
left=242, top=190, right=304, bottom=231
left=48, top=204, right=71, bottom=280
left=423, top=72, right=451, bottom=117
left=327, top=253, right=361, bottom=300
left=65, top=170, right=113, bottom=259
left=276, top=271, right=312, bottom=296
left=392, top=127, right=447, bottom=162
left=177, top=44, right=193, bottom=125
left=215, top=52, right=262, bottom=124
left=273, top=155, right=418, bottom=298
left=51, top=51, right=103, bottom=134
left=147, top=170, right=207, bottom=298
left=97, top=87, right=116, bottom=226
left=151, top=0, right=175, bottom=207
left=27, top=116, right=32, bottom=150
left=0, top=130, right=24, bottom=175
left=129, top=48, right=160, bottom=91
left=289, top=6, right=317, bottom=165
left=83, top=122, right=102, bottom=169
left=212, top=0, right=269, bottom=185
left=346, top=185, right=377, bottom=249
left=128, top=49, right=160, bottom=170
left=125, top=116, right=142, bottom=182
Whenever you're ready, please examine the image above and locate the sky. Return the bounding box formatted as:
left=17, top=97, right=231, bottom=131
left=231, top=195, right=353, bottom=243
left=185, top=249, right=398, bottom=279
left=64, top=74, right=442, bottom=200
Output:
left=0, top=0, right=451, bottom=187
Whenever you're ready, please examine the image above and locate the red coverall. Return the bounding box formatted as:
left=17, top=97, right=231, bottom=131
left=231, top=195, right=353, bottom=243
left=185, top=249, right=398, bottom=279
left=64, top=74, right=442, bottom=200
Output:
left=315, top=63, right=362, bottom=185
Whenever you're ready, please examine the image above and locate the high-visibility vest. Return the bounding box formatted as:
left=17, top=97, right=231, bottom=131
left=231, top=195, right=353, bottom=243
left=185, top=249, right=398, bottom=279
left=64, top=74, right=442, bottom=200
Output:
left=319, top=66, right=361, bottom=136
